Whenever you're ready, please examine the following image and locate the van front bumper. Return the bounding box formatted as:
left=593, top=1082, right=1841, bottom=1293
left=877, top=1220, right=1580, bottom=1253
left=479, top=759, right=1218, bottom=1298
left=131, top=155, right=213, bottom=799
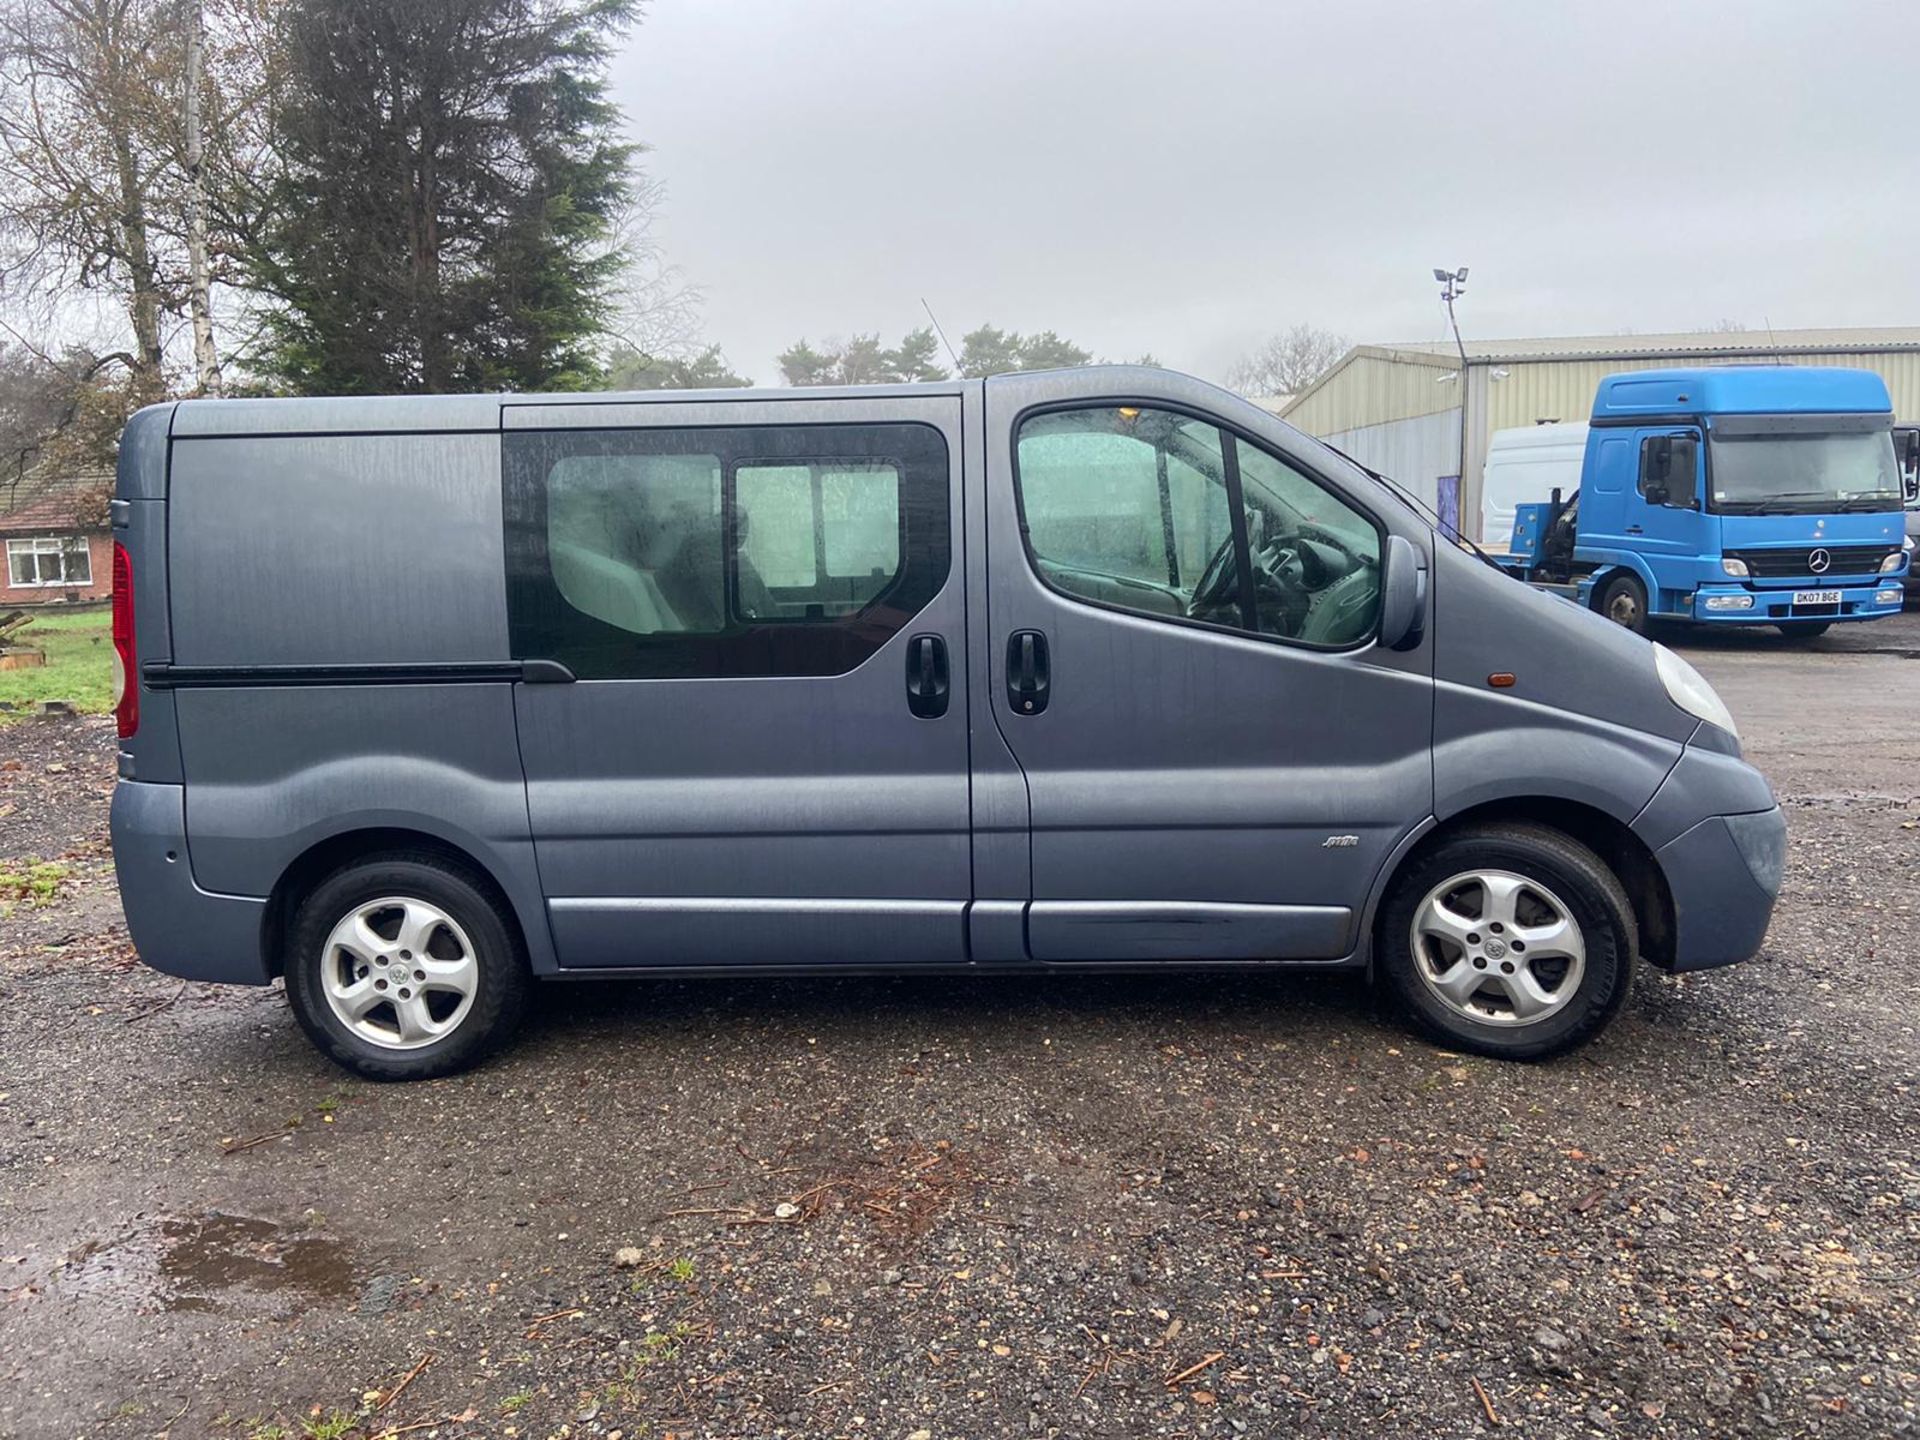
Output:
left=110, top=781, right=271, bottom=985
left=1687, top=581, right=1903, bottom=623
left=1650, top=805, right=1786, bottom=972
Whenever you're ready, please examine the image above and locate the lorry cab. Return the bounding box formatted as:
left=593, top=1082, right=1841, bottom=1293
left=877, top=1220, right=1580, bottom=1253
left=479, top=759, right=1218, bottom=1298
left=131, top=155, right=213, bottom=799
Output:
left=1560, top=367, right=1910, bottom=635
left=111, top=367, right=1789, bottom=1080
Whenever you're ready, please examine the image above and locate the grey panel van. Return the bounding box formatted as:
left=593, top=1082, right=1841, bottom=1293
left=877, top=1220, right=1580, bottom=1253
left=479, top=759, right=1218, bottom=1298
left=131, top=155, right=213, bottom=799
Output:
left=108, top=368, right=1786, bottom=1080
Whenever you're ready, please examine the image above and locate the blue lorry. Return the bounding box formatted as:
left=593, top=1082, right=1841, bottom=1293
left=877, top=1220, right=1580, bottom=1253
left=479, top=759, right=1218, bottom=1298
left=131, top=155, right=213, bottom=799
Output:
left=1497, top=366, right=1914, bottom=636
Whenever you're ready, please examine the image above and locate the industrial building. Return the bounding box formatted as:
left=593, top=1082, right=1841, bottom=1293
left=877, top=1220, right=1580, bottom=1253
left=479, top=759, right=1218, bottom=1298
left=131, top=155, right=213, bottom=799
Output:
left=1279, top=326, right=1920, bottom=538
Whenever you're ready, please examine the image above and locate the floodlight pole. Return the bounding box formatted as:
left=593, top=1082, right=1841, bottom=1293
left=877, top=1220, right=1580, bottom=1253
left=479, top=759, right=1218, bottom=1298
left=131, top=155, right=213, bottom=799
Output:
left=1435, top=266, right=1471, bottom=534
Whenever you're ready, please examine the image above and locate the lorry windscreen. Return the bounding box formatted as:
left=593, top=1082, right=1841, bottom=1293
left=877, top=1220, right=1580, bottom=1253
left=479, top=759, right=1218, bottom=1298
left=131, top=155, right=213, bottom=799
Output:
left=1706, top=425, right=1903, bottom=515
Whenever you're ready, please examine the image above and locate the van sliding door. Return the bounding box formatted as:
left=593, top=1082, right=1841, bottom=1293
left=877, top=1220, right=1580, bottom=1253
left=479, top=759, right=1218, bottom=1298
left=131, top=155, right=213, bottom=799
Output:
left=501, top=393, right=972, bottom=970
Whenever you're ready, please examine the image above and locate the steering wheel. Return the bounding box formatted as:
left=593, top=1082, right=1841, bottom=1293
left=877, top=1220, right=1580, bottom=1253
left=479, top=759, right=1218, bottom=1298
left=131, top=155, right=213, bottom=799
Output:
left=1185, top=535, right=1242, bottom=619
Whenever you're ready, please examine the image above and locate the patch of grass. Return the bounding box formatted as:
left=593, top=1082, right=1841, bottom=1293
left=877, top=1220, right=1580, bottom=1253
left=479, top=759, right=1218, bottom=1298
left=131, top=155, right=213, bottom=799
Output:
left=245, top=1424, right=289, bottom=1440
left=500, top=1389, right=534, bottom=1414
left=0, top=859, right=70, bottom=913
left=600, top=1323, right=694, bottom=1408
left=665, top=1256, right=695, bottom=1283
left=298, top=1412, right=356, bottom=1440
left=0, top=607, right=112, bottom=720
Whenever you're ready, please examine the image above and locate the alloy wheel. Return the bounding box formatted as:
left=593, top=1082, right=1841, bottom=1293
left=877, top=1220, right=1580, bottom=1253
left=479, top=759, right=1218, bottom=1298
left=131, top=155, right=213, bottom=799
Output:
left=1409, top=869, right=1587, bottom=1027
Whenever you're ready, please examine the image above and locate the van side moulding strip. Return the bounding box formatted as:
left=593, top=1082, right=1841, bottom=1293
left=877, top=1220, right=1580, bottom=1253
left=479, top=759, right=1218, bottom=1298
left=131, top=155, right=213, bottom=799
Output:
left=142, top=660, right=575, bottom=688
left=548, top=897, right=965, bottom=916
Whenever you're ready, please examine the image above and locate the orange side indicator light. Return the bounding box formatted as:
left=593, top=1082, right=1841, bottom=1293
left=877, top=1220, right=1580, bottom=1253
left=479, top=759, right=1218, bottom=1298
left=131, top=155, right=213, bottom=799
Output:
left=1487, top=672, right=1517, bottom=688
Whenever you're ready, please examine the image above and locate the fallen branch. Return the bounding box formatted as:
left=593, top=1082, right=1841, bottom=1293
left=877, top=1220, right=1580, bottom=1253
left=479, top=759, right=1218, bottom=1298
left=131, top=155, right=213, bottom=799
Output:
left=219, top=1129, right=292, bottom=1156
left=124, top=981, right=189, bottom=1024
left=378, top=1352, right=432, bottom=1413
left=1471, top=1374, right=1501, bottom=1426
left=523, top=1307, right=583, bottom=1338
left=1165, top=1352, right=1225, bottom=1389
left=368, top=1418, right=444, bottom=1439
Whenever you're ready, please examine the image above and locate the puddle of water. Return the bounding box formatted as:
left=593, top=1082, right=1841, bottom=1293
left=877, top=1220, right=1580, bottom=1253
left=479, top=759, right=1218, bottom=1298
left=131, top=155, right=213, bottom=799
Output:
left=58, top=1213, right=358, bottom=1316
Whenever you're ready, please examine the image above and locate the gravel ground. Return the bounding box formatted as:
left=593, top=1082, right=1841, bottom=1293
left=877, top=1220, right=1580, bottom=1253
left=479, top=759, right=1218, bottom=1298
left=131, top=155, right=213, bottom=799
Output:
left=1, top=616, right=1916, bottom=1440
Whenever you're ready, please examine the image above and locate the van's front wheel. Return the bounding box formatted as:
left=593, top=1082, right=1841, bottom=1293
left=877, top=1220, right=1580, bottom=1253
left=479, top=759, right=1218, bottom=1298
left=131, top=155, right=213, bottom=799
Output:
left=284, top=854, right=529, bottom=1081
left=1378, top=824, right=1637, bottom=1060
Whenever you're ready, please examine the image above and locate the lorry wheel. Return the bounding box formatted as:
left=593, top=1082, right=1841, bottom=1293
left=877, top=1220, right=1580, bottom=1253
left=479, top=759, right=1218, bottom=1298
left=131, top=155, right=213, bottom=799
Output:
left=284, top=852, right=530, bottom=1081
left=1775, top=622, right=1831, bottom=640
left=1597, top=574, right=1649, bottom=634
left=1377, top=823, right=1637, bottom=1060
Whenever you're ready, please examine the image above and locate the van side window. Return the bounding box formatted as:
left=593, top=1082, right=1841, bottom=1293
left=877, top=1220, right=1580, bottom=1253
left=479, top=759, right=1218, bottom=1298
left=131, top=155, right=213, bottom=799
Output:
left=1016, top=407, right=1231, bottom=617
left=1014, top=406, right=1383, bottom=649
left=505, top=423, right=947, bottom=679
left=735, top=462, right=902, bottom=616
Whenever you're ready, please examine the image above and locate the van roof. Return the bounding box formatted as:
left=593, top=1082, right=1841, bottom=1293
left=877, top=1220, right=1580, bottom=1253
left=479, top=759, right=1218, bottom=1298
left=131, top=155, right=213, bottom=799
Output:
left=1487, top=422, right=1589, bottom=453
left=168, top=380, right=978, bottom=437
left=1589, top=365, right=1893, bottom=422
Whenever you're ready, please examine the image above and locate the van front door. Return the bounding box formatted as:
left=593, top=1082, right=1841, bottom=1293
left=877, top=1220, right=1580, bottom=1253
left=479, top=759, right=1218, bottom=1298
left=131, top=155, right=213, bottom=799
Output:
left=981, top=374, right=1433, bottom=962
left=502, top=394, right=971, bottom=969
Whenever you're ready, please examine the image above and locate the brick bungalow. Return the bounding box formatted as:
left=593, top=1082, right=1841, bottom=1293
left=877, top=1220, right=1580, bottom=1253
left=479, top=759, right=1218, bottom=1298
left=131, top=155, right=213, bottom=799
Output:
left=0, top=471, right=114, bottom=606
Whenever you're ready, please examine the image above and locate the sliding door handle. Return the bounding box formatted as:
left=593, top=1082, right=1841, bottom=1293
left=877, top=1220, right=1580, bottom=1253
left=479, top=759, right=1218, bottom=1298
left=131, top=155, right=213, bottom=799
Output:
left=905, top=633, right=949, bottom=718
left=1006, top=629, right=1050, bottom=715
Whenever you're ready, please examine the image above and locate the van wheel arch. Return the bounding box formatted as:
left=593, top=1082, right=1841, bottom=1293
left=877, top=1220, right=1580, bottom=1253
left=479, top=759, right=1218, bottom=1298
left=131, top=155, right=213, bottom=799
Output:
left=1378, top=799, right=1675, bottom=971
left=262, top=828, right=529, bottom=980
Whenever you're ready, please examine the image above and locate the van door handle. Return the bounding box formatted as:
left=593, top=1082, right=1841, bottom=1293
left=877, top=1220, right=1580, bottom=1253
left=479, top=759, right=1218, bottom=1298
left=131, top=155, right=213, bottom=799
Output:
left=1006, top=629, right=1049, bottom=715
left=1624, top=524, right=1643, bottom=535
left=904, top=633, right=949, bottom=718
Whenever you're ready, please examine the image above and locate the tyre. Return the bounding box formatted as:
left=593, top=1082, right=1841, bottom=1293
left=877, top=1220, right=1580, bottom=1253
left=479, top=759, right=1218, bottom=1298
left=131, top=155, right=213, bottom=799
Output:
left=283, top=852, right=530, bottom=1081
left=1775, top=621, right=1831, bottom=639
left=1377, top=823, right=1637, bottom=1060
left=1597, top=573, right=1649, bottom=634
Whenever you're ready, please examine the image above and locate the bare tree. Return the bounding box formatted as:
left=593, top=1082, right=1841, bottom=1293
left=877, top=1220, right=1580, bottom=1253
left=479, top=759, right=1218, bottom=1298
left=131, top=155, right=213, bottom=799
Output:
left=0, top=0, right=275, bottom=398
left=599, top=178, right=707, bottom=380
left=0, top=0, right=180, bottom=401
left=1226, top=324, right=1350, bottom=400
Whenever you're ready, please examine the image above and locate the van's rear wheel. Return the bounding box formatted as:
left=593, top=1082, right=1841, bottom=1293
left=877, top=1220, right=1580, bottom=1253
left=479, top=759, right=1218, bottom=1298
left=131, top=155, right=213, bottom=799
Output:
left=1598, top=574, right=1649, bottom=634
left=284, top=854, right=529, bottom=1081
left=1378, top=824, right=1637, bottom=1060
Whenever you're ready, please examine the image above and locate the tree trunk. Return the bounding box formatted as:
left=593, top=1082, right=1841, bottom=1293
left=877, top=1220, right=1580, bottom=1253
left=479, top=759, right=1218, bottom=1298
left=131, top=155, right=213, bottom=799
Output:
left=184, top=0, right=222, bottom=396
left=101, top=7, right=165, bottom=407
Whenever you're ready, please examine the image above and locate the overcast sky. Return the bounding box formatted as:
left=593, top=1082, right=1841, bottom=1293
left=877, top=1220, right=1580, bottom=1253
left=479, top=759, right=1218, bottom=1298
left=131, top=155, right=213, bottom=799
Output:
left=610, top=0, right=1920, bottom=384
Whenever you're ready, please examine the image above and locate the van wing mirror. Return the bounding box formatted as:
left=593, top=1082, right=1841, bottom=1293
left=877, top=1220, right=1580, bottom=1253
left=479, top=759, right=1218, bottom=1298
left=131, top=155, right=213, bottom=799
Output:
left=1379, top=533, right=1427, bottom=651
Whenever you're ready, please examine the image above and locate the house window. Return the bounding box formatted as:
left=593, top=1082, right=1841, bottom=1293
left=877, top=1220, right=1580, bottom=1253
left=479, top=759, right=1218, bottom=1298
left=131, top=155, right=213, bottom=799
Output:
left=6, top=536, right=92, bottom=588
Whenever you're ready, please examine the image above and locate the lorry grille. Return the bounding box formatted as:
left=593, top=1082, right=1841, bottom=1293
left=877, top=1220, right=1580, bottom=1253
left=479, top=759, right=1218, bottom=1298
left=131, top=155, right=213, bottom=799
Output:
left=1725, top=545, right=1897, bottom=579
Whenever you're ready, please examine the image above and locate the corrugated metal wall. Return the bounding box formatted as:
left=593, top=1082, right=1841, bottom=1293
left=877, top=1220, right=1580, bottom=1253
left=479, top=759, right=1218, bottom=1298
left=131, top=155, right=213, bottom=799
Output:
left=1282, top=351, right=1459, bottom=434
left=1485, top=351, right=1920, bottom=431
left=1318, top=410, right=1461, bottom=511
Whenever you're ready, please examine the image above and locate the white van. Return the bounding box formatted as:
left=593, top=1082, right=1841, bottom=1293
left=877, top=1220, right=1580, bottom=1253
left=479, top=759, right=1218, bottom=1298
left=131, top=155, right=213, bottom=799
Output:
left=1481, top=422, right=1589, bottom=548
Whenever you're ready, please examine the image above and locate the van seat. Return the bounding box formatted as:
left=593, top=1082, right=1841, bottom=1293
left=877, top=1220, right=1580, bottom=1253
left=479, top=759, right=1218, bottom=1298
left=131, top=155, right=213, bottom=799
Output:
left=549, top=537, right=681, bottom=634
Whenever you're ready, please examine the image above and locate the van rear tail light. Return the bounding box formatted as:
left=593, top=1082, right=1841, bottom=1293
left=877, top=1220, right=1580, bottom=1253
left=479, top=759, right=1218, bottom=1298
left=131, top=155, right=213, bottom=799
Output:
left=112, top=541, right=138, bottom=739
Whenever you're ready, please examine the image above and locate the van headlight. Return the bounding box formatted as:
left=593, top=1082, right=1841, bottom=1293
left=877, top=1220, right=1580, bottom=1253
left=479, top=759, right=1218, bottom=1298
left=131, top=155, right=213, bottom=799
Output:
left=1653, top=642, right=1738, bottom=738
left=1882, top=538, right=1914, bottom=572
left=1721, top=556, right=1749, bottom=577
